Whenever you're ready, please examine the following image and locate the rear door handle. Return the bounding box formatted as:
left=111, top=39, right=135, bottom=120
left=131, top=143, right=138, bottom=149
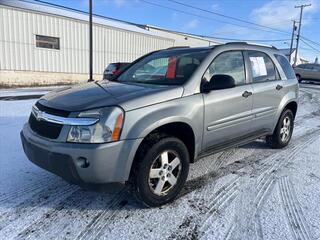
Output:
left=242, top=91, right=253, bottom=98
left=276, top=84, right=283, bottom=90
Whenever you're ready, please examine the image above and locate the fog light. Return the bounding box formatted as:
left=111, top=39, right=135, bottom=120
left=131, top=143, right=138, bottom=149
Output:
left=77, top=157, right=90, bottom=168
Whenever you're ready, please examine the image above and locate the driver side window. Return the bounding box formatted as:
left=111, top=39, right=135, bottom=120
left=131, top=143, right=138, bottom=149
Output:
left=203, top=51, right=246, bottom=85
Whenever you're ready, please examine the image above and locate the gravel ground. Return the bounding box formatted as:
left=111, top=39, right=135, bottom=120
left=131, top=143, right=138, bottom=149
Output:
left=0, top=84, right=319, bottom=240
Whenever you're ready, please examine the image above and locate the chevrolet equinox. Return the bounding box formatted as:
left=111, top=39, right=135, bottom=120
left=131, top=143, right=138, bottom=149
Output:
left=21, top=42, right=299, bottom=207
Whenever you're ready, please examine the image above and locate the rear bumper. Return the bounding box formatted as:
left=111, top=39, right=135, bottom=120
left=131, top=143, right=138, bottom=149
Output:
left=20, top=124, right=143, bottom=184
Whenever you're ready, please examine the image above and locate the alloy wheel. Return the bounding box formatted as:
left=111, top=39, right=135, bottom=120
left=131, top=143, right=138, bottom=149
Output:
left=280, top=116, right=291, bottom=142
left=148, top=150, right=181, bottom=196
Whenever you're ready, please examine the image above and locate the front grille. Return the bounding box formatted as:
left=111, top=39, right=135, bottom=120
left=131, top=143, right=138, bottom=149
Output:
left=29, top=102, right=71, bottom=139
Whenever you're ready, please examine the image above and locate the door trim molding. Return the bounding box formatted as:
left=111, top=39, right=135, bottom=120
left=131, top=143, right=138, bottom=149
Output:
left=197, top=129, right=270, bottom=160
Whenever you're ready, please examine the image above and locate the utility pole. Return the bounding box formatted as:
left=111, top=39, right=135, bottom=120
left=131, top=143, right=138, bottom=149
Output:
left=293, top=4, right=311, bottom=67
left=289, top=20, right=296, bottom=64
left=88, top=0, right=94, bottom=82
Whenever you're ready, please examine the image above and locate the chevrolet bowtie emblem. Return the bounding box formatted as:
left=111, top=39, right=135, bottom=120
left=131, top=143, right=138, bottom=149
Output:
left=32, top=106, right=44, bottom=121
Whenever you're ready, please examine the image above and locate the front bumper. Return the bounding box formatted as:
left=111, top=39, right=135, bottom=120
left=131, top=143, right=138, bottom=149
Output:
left=21, top=124, right=143, bottom=184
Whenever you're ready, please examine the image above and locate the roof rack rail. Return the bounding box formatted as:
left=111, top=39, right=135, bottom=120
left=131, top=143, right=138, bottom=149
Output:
left=166, top=46, right=190, bottom=49
left=225, top=41, right=278, bottom=50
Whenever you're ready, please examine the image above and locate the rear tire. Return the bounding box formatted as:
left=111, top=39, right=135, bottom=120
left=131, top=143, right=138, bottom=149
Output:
left=131, top=134, right=189, bottom=207
left=296, top=74, right=302, bottom=83
left=266, top=109, right=294, bottom=149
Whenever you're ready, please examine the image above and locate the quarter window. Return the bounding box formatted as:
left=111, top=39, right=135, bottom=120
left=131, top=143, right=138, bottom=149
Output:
left=248, top=51, right=279, bottom=82
left=203, top=51, right=245, bottom=85
left=274, top=54, right=296, bottom=79
left=36, top=35, right=60, bottom=50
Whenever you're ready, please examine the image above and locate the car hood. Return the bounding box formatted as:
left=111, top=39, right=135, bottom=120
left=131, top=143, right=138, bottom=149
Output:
left=38, top=81, right=184, bottom=112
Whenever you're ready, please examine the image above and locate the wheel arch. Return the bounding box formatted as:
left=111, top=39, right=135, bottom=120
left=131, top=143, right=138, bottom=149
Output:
left=283, top=101, right=298, bottom=118
left=134, top=121, right=196, bottom=164
left=273, top=98, right=298, bottom=132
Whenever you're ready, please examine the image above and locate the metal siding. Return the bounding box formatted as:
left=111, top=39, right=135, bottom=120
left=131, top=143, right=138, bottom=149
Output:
left=0, top=5, right=174, bottom=74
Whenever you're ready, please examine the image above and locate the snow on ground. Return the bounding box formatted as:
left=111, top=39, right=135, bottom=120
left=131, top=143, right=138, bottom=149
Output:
left=0, top=85, right=319, bottom=240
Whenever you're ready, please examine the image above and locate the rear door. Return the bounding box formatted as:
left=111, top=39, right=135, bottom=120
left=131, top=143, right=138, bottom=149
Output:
left=246, top=50, right=285, bottom=132
left=302, top=64, right=315, bottom=79
left=202, top=50, right=254, bottom=150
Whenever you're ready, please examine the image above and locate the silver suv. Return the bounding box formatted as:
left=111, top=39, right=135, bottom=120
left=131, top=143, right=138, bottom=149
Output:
left=21, top=43, right=298, bottom=207
left=294, top=63, right=320, bottom=83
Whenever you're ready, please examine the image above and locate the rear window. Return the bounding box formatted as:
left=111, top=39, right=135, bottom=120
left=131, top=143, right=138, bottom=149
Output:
left=274, top=54, right=296, bottom=79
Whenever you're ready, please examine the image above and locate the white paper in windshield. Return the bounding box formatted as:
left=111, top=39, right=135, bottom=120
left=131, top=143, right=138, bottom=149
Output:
left=250, top=57, right=267, bottom=77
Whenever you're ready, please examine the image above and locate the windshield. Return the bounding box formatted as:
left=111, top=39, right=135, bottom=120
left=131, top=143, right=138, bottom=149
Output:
left=116, top=49, right=211, bottom=85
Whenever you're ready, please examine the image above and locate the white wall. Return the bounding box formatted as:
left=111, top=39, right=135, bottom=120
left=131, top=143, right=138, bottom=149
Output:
left=0, top=5, right=174, bottom=75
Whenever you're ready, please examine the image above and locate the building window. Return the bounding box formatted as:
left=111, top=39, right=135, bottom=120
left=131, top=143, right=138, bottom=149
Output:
left=36, top=35, right=60, bottom=50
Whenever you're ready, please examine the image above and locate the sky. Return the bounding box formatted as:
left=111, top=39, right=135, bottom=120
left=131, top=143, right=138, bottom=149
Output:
left=32, top=0, right=320, bottom=61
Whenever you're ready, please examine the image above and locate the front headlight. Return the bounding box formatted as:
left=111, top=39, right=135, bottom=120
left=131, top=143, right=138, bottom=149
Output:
left=67, top=107, right=124, bottom=143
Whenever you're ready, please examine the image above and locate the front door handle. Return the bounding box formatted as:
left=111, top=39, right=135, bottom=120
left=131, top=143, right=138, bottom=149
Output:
left=276, top=84, right=283, bottom=90
left=242, top=91, right=253, bottom=98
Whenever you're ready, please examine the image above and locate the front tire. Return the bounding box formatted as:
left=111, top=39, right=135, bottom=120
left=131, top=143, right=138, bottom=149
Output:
left=266, top=109, right=294, bottom=149
left=131, top=135, right=190, bottom=207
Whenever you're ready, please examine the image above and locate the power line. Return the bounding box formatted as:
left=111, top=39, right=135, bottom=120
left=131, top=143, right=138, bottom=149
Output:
left=30, top=0, right=146, bottom=28
left=300, top=39, right=320, bottom=54
left=147, top=26, right=290, bottom=43
left=300, top=36, right=320, bottom=48
left=168, top=0, right=291, bottom=35
left=30, top=0, right=320, bottom=49
left=167, top=0, right=320, bottom=49
left=140, top=0, right=291, bottom=36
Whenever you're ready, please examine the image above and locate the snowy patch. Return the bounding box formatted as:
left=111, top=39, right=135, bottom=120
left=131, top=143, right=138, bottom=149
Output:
left=0, top=86, right=320, bottom=239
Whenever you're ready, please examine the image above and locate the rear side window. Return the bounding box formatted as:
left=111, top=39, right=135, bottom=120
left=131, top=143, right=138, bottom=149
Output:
left=274, top=54, right=296, bottom=79
left=248, top=51, right=279, bottom=82
left=314, top=65, right=320, bottom=71
left=303, top=64, right=313, bottom=70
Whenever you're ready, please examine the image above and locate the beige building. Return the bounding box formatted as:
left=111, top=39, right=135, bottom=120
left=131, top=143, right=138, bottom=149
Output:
left=0, top=0, right=220, bottom=87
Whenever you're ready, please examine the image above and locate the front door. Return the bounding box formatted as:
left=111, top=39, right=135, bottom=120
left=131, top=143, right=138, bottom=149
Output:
left=202, top=51, right=253, bottom=150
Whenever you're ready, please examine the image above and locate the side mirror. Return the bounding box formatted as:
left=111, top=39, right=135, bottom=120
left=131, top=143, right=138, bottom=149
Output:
left=202, top=74, right=236, bottom=93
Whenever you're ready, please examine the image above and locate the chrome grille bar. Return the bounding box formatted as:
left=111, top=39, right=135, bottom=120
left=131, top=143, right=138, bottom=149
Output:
left=32, top=105, right=99, bottom=126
